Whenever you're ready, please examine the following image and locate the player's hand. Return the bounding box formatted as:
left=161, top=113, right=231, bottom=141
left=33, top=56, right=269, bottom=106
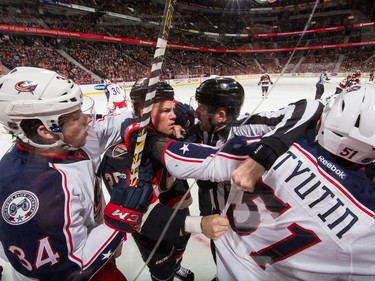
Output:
left=172, top=124, right=187, bottom=140
left=231, top=157, right=265, bottom=192
left=201, top=214, right=229, bottom=240
left=104, top=168, right=154, bottom=233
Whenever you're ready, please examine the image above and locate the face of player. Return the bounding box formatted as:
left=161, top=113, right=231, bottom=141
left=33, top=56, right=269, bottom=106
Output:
left=195, top=102, right=223, bottom=132
left=60, top=109, right=90, bottom=148
left=151, top=100, right=176, bottom=136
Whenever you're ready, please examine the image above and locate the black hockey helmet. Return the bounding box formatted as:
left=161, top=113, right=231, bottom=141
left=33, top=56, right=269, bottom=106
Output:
left=130, top=78, right=174, bottom=104
left=195, top=77, right=244, bottom=119
left=130, top=78, right=174, bottom=116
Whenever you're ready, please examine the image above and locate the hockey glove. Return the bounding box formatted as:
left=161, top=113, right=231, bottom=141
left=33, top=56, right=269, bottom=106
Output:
left=123, top=121, right=156, bottom=152
left=104, top=168, right=154, bottom=233
left=174, top=101, right=195, bottom=130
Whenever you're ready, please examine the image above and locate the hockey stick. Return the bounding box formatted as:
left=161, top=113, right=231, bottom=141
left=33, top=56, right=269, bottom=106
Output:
left=130, top=0, right=177, bottom=186
left=130, top=1, right=177, bottom=278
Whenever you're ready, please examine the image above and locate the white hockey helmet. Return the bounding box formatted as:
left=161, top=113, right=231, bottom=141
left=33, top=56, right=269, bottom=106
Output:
left=0, top=67, right=83, bottom=148
left=317, top=85, right=375, bottom=164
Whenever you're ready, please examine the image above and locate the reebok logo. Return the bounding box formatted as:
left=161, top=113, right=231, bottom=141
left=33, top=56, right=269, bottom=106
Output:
left=317, top=155, right=347, bottom=180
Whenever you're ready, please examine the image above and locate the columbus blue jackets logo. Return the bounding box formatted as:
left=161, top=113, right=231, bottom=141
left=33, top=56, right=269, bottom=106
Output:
left=2, top=190, right=39, bottom=225
left=15, top=80, right=38, bottom=94
left=112, top=143, right=128, bottom=157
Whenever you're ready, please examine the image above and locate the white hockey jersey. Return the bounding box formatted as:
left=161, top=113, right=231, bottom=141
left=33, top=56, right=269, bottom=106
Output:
left=157, top=135, right=375, bottom=280
left=0, top=111, right=131, bottom=281
left=107, top=83, right=126, bottom=104
left=215, top=139, right=375, bottom=281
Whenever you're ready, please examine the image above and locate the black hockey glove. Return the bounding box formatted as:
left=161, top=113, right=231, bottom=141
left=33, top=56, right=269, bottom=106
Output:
left=104, top=168, right=154, bottom=233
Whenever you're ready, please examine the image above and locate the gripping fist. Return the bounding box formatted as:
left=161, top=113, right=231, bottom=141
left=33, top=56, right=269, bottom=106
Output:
left=104, top=168, right=154, bottom=233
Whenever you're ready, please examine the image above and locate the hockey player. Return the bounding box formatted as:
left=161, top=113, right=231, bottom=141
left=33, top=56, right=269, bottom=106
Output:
left=370, top=71, right=374, bottom=82
left=257, top=72, right=273, bottom=99
left=104, top=79, right=128, bottom=114
left=223, top=85, right=375, bottom=280
left=351, top=69, right=361, bottom=83
left=100, top=79, right=221, bottom=281
left=315, top=69, right=330, bottom=100
left=333, top=75, right=352, bottom=96
left=0, top=67, right=148, bottom=281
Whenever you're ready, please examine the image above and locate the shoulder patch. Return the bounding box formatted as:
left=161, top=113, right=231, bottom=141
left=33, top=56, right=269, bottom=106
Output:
left=112, top=143, right=129, bottom=158
left=2, top=190, right=39, bottom=225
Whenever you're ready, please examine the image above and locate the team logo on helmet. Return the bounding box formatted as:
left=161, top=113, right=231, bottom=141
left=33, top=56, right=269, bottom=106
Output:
left=2, top=190, right=39, bottom=225
left=15, top=81, right=38, bottom=94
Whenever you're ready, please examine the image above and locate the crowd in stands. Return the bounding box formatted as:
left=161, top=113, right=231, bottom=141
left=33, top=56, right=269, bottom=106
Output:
left=0, top=0, right=374, bottom=84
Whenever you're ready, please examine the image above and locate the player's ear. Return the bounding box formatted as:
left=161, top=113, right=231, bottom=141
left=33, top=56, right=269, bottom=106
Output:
left=217, top=108, right=227, bottom=123
left=37, top=125, right=58, bottom=142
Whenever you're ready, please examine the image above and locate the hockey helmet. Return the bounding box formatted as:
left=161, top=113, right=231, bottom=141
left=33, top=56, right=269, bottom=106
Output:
left=195, top=77, right=244, bottom=119
left=130, top=78, right=174, bottom=104
left=317, top=85, right=375, bottom=164
left=0, top=67, right=83, bottom=146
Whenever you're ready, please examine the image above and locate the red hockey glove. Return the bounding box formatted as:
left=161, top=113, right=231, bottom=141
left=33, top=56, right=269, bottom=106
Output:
left=104, top=168, right=153, bottom=233
left=123, top=122, right=156, bottom=152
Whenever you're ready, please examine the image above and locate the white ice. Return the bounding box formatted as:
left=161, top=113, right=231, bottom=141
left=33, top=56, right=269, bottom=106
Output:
left=0, top=77, right=362, bottom=281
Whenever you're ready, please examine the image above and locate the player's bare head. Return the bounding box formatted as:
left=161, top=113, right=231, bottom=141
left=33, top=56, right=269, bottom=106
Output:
left=0, top=67, right=86, bottom=150
left=317, top=85, right=375, bottom=164
left=130, top=78, right=174, bottom=116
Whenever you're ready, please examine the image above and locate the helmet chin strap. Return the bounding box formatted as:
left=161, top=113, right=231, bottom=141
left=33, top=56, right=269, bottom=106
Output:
left=18, top=132, right=79, bottom=151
